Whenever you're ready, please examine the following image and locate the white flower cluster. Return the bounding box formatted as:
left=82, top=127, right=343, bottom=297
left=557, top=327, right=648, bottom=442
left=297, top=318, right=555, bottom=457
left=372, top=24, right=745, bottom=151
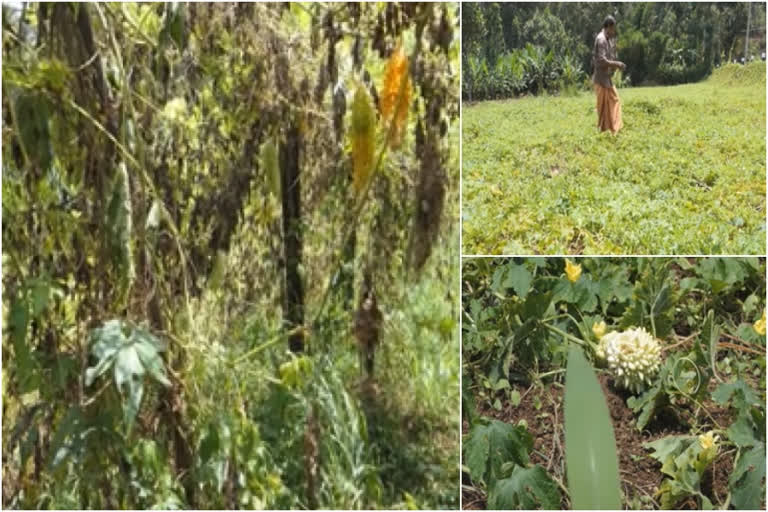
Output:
left=596, top=327, right=662, bottom=393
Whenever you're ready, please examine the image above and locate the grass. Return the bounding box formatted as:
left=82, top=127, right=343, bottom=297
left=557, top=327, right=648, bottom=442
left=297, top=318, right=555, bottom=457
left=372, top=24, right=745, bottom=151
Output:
left=462, top=62, right=766, bottom=255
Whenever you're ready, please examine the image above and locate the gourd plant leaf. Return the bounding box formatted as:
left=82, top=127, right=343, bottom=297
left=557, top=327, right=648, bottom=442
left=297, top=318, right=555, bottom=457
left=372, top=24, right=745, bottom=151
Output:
left=689, top=309, right=717, bottom=398
left=564, top=346, right=621, bottom=510
left=712, top=379, right=766, bottom=510
left=729, top=442, right=766, bottom=510
left=463, top=419, right=532, bottom=486
left=619, top=261, right=676, bottom=338
left=488, top=465, right=561, bottom=510
left=644, top=434, right=718, bottom=509
left=502, top=262, right=533, bottom=299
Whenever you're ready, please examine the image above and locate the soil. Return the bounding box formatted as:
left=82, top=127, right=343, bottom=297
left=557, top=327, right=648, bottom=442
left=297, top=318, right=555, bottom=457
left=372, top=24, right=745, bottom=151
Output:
left=462, top=375, right=736, bottom=510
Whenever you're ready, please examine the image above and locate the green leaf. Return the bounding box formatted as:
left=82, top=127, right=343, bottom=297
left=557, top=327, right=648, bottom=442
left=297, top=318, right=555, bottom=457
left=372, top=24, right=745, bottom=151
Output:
left=658, top=478, right=691, bottom=509
left=503, top=263, right=533, bottom=299
left=463, top=423, right=490, bottom=485
left=650, top=283, right=672, bottom=319
left=712, top=380, right=760, bottom=409
left=85, top=320, right=124, bottom=386
left=13, top=92, right=53, bottom=171
left=260, top=138, right=280, bottom=198
left=105, top=163, right=135, bottom=301
left=702, top=310, right=719, bottom=381
left=9, top=295, right=37, bottom=391
left=644, top=434, right=714, bottom=508
left=727, top=414, right=758, bottom=448
left=132, top=327, right=171, bottom=388
left=695, top=258, right=748, bottom=293
left=576, top=283, right=598, bottom=312
left=462, top=378, right=478, bottom=427
left=522, top=291, right=552, bottom=320
left=627, top=375, right=667, bottom=431
left=488, top=465, right=561, bottom=509
left=645, top=435, right=694, bottom=471
left=493, top=378, right=510, bottom=391
left=490, top=266, right=506, bottom=293
left=48, top=406, right=95, bottom=469
left=85, top=320, right=170, bottom=431
left=729, top=442, right=766, bottom=510
left=30, top=279, right=51, bottom=317
left=199, top=422, right=220, bottom=464
left=564, top=347, right=621, bottom=510
left=463, top=419, right=532, bottom=486
left=619, top=262, right=676, bottom=338
left=552, top=279, right=578, bottom=304
left=9, top=295, right=29, bottom=351
left=170, top=4, right=187, bottom=49
left=114, top=340, right=145, bottom=429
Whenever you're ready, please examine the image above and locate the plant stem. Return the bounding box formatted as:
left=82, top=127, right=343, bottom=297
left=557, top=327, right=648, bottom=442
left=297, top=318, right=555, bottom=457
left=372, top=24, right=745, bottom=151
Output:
left=232, top=326, right=304, bottom=365
left=543, top=322, right=589, bottom=348
left=537, top=368, right=566, bottom=380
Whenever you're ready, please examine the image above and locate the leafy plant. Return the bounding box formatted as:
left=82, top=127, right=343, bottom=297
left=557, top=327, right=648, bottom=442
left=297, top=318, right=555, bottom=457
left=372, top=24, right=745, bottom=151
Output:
left=644, top=433, right=719, bottom=509
left=85, top=320, right=171, bottom=431
left=489, top=465, right=561, bottom=509
left=712, top=380, right=766, bottom=510
left=463, top=418, right=561, bottom=509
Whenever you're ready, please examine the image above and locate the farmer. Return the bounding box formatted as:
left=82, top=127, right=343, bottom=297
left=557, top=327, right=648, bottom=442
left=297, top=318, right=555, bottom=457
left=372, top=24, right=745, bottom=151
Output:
left=593, top=15, right=626, bottom=134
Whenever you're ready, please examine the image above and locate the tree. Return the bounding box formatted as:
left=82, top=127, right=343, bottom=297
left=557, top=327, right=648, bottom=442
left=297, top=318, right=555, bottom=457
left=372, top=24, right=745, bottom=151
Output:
left=484, top=3, right=506, bottom=64
left=522, top=8, right=571, bottom=55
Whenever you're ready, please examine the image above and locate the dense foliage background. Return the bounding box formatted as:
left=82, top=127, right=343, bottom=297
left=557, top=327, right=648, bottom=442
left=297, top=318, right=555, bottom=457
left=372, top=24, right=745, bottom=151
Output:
left=463, top=2, right=767, bottom=100
left=462, top=257, right=766, bottom=510
left=2, top=3, right=460, bottom=509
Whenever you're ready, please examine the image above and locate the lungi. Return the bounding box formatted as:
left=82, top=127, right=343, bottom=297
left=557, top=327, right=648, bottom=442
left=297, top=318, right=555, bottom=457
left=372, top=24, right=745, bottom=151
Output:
left=595, top=84, right=623, bottom=134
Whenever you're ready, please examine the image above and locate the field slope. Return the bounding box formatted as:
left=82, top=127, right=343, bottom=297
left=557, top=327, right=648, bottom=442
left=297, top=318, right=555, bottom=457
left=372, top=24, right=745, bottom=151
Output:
left=462, top=63, right=766, bottom=255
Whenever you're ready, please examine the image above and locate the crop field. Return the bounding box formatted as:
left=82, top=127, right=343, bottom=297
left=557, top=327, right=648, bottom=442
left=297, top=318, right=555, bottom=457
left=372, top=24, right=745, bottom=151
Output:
left=462, top=63, right=766, bottom=255
left=462, top=257, right=766, bottom=510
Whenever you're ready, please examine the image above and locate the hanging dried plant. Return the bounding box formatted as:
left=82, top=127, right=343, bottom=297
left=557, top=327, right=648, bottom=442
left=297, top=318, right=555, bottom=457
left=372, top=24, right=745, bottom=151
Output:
left=379, top=44, right=411, bottom=148
left=410, top=128, right=445, bottom=271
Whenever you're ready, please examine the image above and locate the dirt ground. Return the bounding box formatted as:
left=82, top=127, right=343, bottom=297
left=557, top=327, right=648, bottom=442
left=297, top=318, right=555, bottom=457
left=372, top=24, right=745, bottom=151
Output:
left=462, top=375, right=735, bottom=510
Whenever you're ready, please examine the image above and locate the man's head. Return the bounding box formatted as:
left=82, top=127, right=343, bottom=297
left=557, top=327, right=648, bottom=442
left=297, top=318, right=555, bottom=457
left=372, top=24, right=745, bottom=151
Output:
left=603, top=15, right=616, bottom=37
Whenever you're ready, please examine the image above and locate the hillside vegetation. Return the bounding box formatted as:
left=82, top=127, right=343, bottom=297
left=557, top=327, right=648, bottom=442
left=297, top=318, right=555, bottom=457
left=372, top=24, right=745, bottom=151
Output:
left=2, top=3, right=460, bottom=509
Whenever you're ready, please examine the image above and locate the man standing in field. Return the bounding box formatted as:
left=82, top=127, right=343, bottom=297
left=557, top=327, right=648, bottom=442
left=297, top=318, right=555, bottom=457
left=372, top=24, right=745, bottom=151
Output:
left=593, top=15, right=626, bottom=134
